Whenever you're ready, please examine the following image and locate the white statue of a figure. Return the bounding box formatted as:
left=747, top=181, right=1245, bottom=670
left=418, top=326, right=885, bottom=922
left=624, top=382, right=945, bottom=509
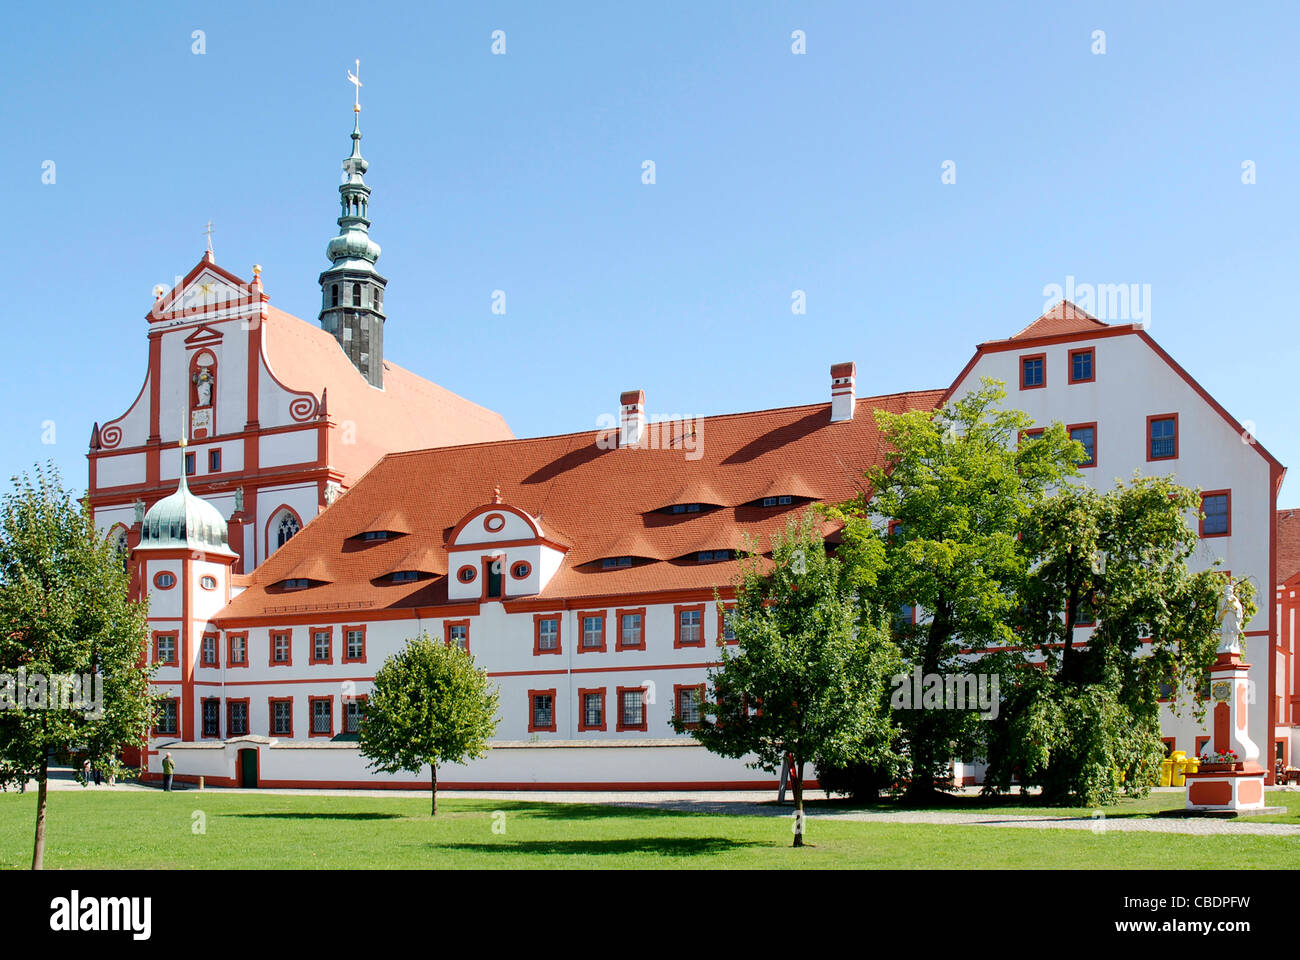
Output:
left=194, top=369, right=214, bottom=407
left=1217, top=580, right=1243, bottom=655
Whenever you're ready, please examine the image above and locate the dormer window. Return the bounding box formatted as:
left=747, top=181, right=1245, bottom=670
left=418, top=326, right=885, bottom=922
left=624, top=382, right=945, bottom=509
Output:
left=602, top=557, right=633, bottom=569
left=670, top=503, right=702, bottom=514
left=362, top=531, right=390, bottom=542
left=282, top=578, right=310, bottom=590
left=697, top=550, right=734, bottom=563
left=761, top=496, right=794, bottom=507
left=390, top=571, right=419, bottom=583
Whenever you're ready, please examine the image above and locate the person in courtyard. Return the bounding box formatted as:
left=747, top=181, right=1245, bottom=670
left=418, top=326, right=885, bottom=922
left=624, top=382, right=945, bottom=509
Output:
left=81, top=758, right=91, bottom=783
left=162, top=752, right=174, bottom=792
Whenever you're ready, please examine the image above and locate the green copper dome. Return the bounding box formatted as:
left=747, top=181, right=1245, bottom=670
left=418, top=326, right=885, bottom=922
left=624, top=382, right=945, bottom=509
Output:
left=137, top=461, right=236, bottom=556
left=324, top=111, right=382, bottom=274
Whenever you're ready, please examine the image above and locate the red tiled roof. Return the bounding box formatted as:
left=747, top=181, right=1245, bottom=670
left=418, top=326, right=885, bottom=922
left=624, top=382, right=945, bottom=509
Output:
left=261, top=306, right=513, bottom=479
left=1008, top=300, right=1110, bottom=341
left=1279, top=510, right=1300, bottom=585
left=219, top=389, right=945, bottom=620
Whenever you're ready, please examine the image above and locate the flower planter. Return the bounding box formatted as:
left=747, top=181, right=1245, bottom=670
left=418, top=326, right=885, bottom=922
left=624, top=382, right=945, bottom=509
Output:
left=1194, top=762, right=1242, bottom=773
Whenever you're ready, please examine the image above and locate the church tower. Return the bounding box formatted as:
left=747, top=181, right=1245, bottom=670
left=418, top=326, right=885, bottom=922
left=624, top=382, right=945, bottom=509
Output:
left=319, top=64, right=387, bottom=387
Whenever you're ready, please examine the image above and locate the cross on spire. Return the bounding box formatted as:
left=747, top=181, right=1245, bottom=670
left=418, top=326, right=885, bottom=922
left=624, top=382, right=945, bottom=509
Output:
left=203, top=220, right=215, bottom=255
left=347, top=59, right=362, bottom=113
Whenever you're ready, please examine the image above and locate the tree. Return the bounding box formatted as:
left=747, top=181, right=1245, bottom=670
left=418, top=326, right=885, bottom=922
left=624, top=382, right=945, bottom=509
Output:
left=359, top=634, right=499, bottom=814
left=0, top=464, right=155, bottom=869
left=984, top=476, right=1254, bottom=805
left=674, top=512, right=899, bottom=846
left=832, top=380, right=1080, bottom=803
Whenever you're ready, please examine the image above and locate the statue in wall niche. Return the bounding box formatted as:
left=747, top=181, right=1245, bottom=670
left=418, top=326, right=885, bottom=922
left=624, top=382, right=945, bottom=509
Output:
left=234, top=486, right=244, bottom=514
left=133, top=499, right=145, bottom=525
left=324, top=481, right=342, bottom=506
left=1217, top=579, right=1244, bottom=655
left=193, top=368, right=214, bottom=407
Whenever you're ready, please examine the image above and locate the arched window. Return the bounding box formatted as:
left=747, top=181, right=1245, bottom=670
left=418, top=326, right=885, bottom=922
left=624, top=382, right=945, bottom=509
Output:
left=110, top=528, right=129, bottom=572
left=331, top=284, right=339, bottom=307
left=275, top=511, right=300, bottom=550
left=352, top=283, right=362, bottom=307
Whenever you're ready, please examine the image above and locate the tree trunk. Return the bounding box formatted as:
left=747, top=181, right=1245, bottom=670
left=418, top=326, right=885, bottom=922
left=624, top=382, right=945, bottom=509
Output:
left=430, top=763, right=438, bottom=816
left=792, top=759, right=804, bottom=848
left=906, top=604, right=949, bottom=805
left=31, top=756, right=47, bottom=871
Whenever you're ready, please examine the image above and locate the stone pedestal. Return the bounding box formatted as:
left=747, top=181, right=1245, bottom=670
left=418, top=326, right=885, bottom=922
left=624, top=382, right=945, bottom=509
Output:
left=1185, top=650, right=1267, bottom=812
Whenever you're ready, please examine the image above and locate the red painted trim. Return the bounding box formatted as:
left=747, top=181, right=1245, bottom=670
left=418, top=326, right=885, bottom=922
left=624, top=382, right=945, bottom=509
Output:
left=615, top=607, right=647, bottom=651
left=308, top=695, right=334, bottom=737
left=1066, top=421, right=1098, bottom=469
left=455, top=564, right=478, bottom=585
left=510, top=560, right=532, bottom=580
left=342, top=693, right=368, bottom=735
left=577, top=687, right=606, bottom=731
left=225, top=697, right=251, bottom=736
left=717, top=603, right=737, bottom=645
left=269, top=696, right=294, bottom=738
left=152, top=630, right=179, bottom=667
left=532, top=613, right=562, bottom=656
left=673, top=683, right=706, bottom=729
left=269, top=628, right=294, bottom=667
left=481, top=555, right=506, bottom=601
left=527, top=688, right=558, bottom=732
left=200, top=631, right=220, bottom=668
left=1199, top=489, right=1232, bottom=539
left=153, top=570, right=177, bottom=591
left=1018, top=352, right=1047, bottom=390
left=226, top=630, right=249, bottom=667
left=576, top=609, right=608, bottom=653
left=448, top=503, right=542, bottom=546
left=615, top=685, right=649, bottom=732
left=308, top=625, right=334, bottom=665
left=1146, top=412, right=1179, bottom=462
left=200, top=695, right=221, bottom=739
left=673, top=603, right=706, bottom=649
left=153, top=696, right=180, bottom=738
left=1067, top=347, right=1095, bottom=384
left=444, top=618, right=470, bottom=653
left=341, top=623, right=367, bottom=664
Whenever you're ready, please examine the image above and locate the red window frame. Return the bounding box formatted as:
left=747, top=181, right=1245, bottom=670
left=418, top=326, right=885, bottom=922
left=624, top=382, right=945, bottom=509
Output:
left=444, top=619, right=470, bottom=653
left=1017, top=427, right=1045, bottom=447
left=269, top=630, right=293, bottom=667
left=152, top=631, right=179, bottom=666
left=532, top=613, right=562, bottom=656
left=1146, top=413, right=1179, bottom=462
left=152, top=570, right=177, bottom=590
left=1067, top=422, right=1098, bottom=469
left=1199, top=489, right=1231, bottom=538
left=1068, top=347, right=1095, bottom=384
left=200, top=697, right=221, bottom=739
left=227, top=631, right=248, bottom=667
left=308, top=625, right=334, bottom=665
left=209, top=448, right=222, bottom=472
left=342, top=624, right=367, bottom=664
left=576, top=610, right=607, bottom=653
left=717, top=603, right=737, bottom=645
left=577, top=687, right=606, bottom=732
left=342, top=694, right=368, bottom=735
left=308, top=696, right=334, bottom=738
left=616, top=685, right=648, bottom=732
left=269, top=697, right=294, bottom=738
left=226, top=697, right=251, bottom=737
left=527, top=688, right=558, bottom=733
left=153, top=697, right=179, bottom=737
left=1161, top=737, right=1176, bottom=757
left=200, top=632, right=220, bottom=667
left=615, top=607, right=647, bottom=650
left=674, top=603, right=706, bottom=648
left=673, top=683, right=706, bottom=729
left=1019, top=352, right=1046, bottom=390
left=1195, top=735, right=1211, bottom=757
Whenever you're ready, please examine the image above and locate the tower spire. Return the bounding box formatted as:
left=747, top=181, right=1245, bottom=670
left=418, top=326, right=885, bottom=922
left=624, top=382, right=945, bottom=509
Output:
left=318, top=59, right=388, bottom=387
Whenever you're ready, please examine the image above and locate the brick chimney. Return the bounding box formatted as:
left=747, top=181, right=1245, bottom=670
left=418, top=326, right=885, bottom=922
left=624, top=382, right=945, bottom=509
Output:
left=620, top=389, right=646, bottom=447
left=830, top=362, right=856, bottom=422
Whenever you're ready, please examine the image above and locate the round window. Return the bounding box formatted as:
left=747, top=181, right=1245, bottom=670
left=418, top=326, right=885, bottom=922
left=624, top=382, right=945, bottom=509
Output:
left=199, top=575, right=217, bottom=590
left=457, top=565, right=478, bottom=583
left=483, top=513, right=506, bottom=533
left=511, top=561, right=531, bottom=579
left=154, top=572, right=176, bottom=589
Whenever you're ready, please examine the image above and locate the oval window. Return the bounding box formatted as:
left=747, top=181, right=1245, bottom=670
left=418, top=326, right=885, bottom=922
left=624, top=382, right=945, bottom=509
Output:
left=154, top=572, right=176, bottom=589
left=457, top=565, right=478, bottom=583
left=200, top=575, right=217, bottom=590
left=511, top=561, right=531, bottom=579
left=483, top=514, right=506, bottom=533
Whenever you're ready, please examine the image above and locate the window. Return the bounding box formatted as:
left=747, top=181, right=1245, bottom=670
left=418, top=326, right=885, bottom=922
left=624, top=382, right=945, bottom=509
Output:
left=485, top=558, right=504, bottom=598
left=675, top=684, right=704, bottom=728
left=344, top=698, right=365, bottom=735
left=895, top=604, right=917, bottom=629
left=343, top=626, right=366, bottom=663
left=719, top=605, right=737, bottom=644
left=1072, top=592, right=1096, bottom=627
left=1196, top=735, right=1211, bottom=757
left=578, top=688, right=606, bottom=732
left=1018, top=427, right=1045, bottom=447
left=1147, top=414, right=1178, bottom=461
left=352, top=282, right=361, bottom=306
left=281, top=579, right=310, bottom=590
left=1068, top=348, right=1095, bottom=384
left=201, top=633, right=219, bottom=666
left=670, top=503, right=702, bottom=514
left=511, top=561, right=531, bottom=579
left=270, top=698, right=293, bottom=737
left=528, top=690, right=557, bottom=732
left=457, top=565, right=477, bottom=583
left=697, top=550, right=733, bottom=563
left=275, top=511, right=300, bottom=550
left=675, top=604, right=705, bottom=648
left=154, top=632, right=177, bottom=666
left=270, top=631, right=292, bottom=666
left=617, top=687, right=647, bottom=731
left=616, top=608, right=646, bottom=650
left=362, top=530, right=390, bottom=542
left=228, top=632, right=247, bottom=666
left=445, top=620, right=469, bottom=652
left=199, top=574, right=217, bottom=590
left=1068, top=423, right=1097, bottom=468
left=1019, top=353, right=1046, bottom=389
left=602, top=557, right=632, bottom=569
left=227, top=699, right=249, bottom=737
left=1200, top=491, right=1231, bottom=537
left=309, top=697, right=333, bottom=737
left=155, top=699, right=178, bottom=736
left=391, top=570, right=419, bottom=583
left=201, top=699, right=220, bottom=738
left=310, top=628, right=332, bottom=664
left=761, top=496, right=792, bottom=507
left=184, top=452, right=196, bottom=475
left=209, top=449, right=221, bottom=472
left=533, top=615, right=561, bottom=655
left=154, top=572, right=176, bottom=589
left=1158, top=682, right=1174, bottom=702
left=578, top=612, right=606, bottom=653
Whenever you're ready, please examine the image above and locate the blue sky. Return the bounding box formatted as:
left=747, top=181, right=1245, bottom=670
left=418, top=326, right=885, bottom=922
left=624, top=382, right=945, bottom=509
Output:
left=9, top=2, right=1300, bottom=504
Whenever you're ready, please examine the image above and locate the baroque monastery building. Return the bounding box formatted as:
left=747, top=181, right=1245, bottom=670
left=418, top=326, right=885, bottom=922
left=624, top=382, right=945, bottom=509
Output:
left=96, top=96, right=1290, bottom=790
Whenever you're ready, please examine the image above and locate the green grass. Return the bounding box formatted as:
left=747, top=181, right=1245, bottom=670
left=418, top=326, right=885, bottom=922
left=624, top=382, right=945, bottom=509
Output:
left=1, top=788, right=1298, bottom=869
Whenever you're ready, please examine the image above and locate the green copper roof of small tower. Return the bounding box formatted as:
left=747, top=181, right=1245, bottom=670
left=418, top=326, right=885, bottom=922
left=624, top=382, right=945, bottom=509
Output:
left=325, top=108, right=382, bottom=272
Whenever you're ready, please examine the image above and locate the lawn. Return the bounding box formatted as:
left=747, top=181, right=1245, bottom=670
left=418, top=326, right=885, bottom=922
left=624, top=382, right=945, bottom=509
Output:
left=1, top=788, right=1298, bottom=869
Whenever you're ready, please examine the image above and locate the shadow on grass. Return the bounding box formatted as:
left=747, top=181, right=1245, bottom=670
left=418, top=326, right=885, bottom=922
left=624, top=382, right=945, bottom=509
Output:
left=431, top=836, right=768, bottom=857
left=224, top=812, right=404, bottom=821
left=463, top=801, right=699, bottom=822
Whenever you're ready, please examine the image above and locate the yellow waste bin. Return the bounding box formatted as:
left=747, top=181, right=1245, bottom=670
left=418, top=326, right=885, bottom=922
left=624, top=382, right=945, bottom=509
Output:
left=1184, top=755, right=1200, bottom=776
left=1159, top=757, right=1173, bottom=786
left=1170, top=750, right=1187, bottom=787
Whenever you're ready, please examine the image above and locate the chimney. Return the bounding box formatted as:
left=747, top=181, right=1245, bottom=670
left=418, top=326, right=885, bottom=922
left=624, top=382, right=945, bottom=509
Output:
left=830, top=362, right=856, bottom=422
left=620, top=389, right=646, bottom=447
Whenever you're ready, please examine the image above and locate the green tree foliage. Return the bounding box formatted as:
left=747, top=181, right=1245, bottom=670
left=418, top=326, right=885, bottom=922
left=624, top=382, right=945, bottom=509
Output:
left=675, top=512, right=899, bottom=846
left=359, top=634, right=500, bottom=814
left=985, top=476, right=1253, bottom=805
left=831, top=380, right=1080, bottom=802
left=0, top=464, right=155, bottom=869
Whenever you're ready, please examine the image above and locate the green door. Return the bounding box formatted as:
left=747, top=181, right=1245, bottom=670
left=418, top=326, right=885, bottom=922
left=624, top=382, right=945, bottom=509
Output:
left=239, top=749, right=258, bottom=788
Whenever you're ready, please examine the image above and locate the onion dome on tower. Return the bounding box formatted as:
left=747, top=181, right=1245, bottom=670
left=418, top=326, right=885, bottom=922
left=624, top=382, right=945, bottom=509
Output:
left=136, top=438, right=237, bottom=557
